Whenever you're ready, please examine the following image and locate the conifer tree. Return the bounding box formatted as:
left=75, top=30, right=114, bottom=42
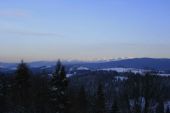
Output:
left=0, top=75, right=7, bottom=113
left=111, top=100, right=120, bottom=113
left=13, top=60, right=31, bottom=111
left=77, top=85, right=87, bottom=113
left=166, top=106, right=170, bottom=113
left=143, top=73, right=155, bottom=113
left=95, top=83, right=105, bottom=113
left=50, top=60, right=68, bottom=113
left=32, top=73, right=50, bottom=113
left=156, top=100, right=164, bottom=113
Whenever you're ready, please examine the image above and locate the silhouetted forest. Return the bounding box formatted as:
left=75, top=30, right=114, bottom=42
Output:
left=0, top=61, right=170, bottom=113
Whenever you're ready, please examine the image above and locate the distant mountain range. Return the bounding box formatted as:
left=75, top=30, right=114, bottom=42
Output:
left=1, top=58, right=170, bottom=72
left=75, top=58, right=170, bottom=71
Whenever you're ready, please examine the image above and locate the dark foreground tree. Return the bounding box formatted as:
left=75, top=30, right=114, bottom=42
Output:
left=95, top=83, right=105, bottom=113
left=143, top=73, right=156, bottom=113
left=156, top=100, right=164, bottom=113
left=76, top=85, right=88, bottom=113
left=12, top=60, right=31, bottom=112
left=31, top=74, right=50, bottom=113
left=0, top=75, right=7, bottom=113
left=111, top=100, right=120, bottom=113
left=49, top=60, right=68, bottom=113
left=166, top=106, right=170, bottom=113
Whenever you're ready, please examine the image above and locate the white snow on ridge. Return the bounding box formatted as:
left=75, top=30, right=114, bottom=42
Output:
left=115, top=76, right=128, bottom=81
left=100, top=68, right=149, bottom=74
left=100, top=68, right=170, bottom=76
left=100, top=68, right=125, bottom=72
left=66, top=74, right=73, bottom=77
left=40, top=66, right=52, bottom=69
left=77, top=66, right=89, bottom=71
left=159, top=74, right=170, bottom=77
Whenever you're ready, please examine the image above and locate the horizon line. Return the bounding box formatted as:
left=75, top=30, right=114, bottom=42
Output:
left=1, top=57, right=170, bottom=63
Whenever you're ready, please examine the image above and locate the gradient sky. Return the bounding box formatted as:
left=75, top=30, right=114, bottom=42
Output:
left=0, top=0, right=170, bottom=62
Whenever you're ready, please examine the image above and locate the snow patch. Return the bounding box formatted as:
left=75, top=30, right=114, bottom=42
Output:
left=40, top=66, right=52, bottom=69
left=100, top=68, right=150, bottom=74
left=115, top=76, right=128, bottom=81
left=66, top=74, right=73, bottom=77
left=77, top=66, right=89, bottom=71
left=159, top=74, right=170, bottom=77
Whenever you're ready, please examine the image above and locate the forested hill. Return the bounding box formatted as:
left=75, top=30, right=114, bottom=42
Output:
left=70, top=58, right=170, bottom=71
left=1, top=58, right=170, bottom=72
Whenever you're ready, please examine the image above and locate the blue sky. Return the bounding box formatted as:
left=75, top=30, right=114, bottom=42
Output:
left=0, top=0, right=170, bottom=62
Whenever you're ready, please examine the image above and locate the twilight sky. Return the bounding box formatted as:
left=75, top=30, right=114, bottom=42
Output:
left=0, top=0, right=170, bottom=62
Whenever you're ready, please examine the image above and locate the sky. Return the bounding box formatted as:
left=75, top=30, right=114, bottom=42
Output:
left=0, top=0, right=170, bottom=62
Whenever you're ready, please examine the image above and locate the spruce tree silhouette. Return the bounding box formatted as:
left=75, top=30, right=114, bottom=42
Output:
left=95, top=83, right=105, bottom=113
left=77, top=85, right=87, bottom=113
left=111, top=100, right=120, bottom=113
left=50, top=60, right=68, bottom=113
left=14, top=60, right=31, bottom=112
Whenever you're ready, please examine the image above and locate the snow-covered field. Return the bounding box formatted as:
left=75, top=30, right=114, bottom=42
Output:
left=99, top=67, right=170, bottom=76
left=100, top=67, right=150, bottom=74
left=159, top=74, right=170, bottom=77
left=76, top=66, right=89, bottom=71
left=66, top=74, right=73, bottom=77
left=115, top=76, right=128, bottom=81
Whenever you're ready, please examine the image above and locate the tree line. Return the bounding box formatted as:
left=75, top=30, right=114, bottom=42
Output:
left=0, top=60, right=170, bottom=113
